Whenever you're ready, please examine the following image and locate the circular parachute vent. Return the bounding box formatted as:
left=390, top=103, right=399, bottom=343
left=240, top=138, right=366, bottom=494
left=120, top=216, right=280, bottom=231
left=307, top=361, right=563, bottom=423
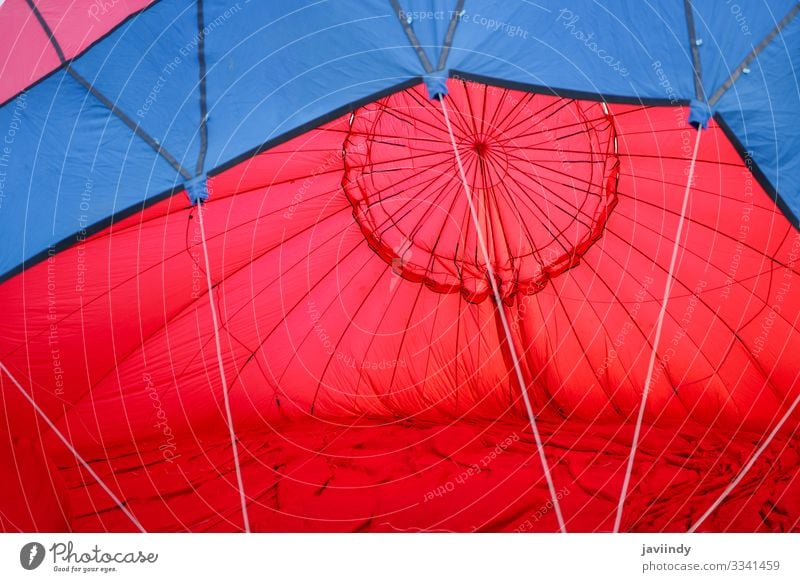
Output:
left=343, top=81, right=620, bottom=303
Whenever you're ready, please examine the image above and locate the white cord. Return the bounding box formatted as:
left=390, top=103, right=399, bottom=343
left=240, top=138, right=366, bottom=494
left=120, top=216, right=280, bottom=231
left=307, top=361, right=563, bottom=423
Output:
left=613, top=127, right=702, bottom=532
left=438, top=96, right=567, bottom=533
left=0, top=361, right=147, bottom=532
left=688, top=391, right=800, bottom=532
left=196, top=202, right=251, bottom=532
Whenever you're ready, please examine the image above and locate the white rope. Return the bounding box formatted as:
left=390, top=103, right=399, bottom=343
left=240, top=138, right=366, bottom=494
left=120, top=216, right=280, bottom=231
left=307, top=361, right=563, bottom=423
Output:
left=613, top=127, right=703, bottom=532
left=688, top=391, right=800, bottom=532
left=438, top=96, right=567, bottom=533
left=0, top=361, right=147, bottom=532
left=196, top=202, right=251, bottom=532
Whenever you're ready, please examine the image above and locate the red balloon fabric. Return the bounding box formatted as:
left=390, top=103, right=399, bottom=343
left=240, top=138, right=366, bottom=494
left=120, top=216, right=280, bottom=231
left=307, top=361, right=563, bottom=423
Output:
left=1, top=80, right=798, bottom=532
left=342, top=83, right=619, bottom=303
